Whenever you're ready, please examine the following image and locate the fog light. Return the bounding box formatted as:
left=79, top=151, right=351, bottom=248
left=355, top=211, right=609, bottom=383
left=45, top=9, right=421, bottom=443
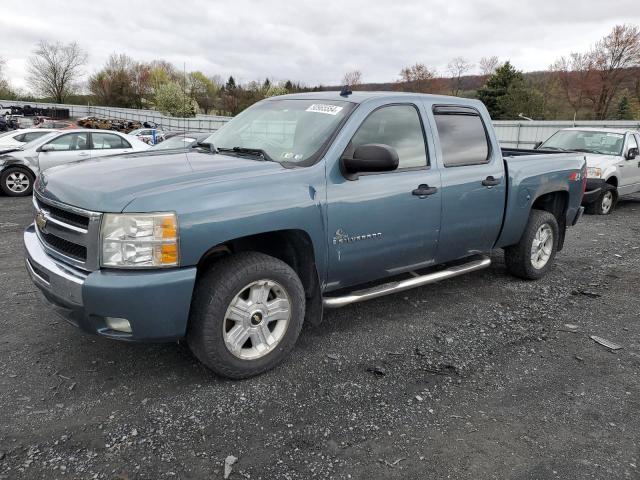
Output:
left=105, top=317, right=132, bottom=333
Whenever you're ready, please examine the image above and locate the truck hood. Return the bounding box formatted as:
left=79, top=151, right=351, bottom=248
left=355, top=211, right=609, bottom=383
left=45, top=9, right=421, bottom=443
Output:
left=582, top=153, right=620, bottom=169
left=37, top=150, right=285, bottom=212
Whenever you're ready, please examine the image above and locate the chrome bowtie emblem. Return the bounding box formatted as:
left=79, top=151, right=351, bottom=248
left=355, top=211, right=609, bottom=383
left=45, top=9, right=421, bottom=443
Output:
left=35, top=211, right=47, bottom=232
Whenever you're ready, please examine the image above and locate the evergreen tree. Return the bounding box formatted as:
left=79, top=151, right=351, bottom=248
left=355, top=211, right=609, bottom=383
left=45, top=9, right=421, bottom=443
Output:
left=616, top=96, right=634, bottom=120
left=477, top=62, right=523, bottom=118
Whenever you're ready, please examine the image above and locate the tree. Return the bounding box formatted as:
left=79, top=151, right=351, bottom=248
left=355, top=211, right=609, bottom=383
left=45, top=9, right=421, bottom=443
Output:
left=154, top=82, right=198, bottom=117
left=479, top=56, right=502, bottom=76
left=477, top=62, right=526, bottom=118
left=498, top=83, right=545, bottom=119
left=342, top=70, right=362, bottom=87
left=616, top=96, right=634, bottom=119
left=447, top=57, right=472, bottom=96
left=399, top=63, right=435, bottom=93
left=549, top=53, right=595, bottom=119
left=264, top=84, right=288, bottom=97
left=0, top=57, right=14, bottom=99
left=588, top=25, right=640, bottom=119
left=26, top=41, right=87, bottom=102
left=188, top=71, right=220, bottom=114
left=88, top=54, right=137, bottom=107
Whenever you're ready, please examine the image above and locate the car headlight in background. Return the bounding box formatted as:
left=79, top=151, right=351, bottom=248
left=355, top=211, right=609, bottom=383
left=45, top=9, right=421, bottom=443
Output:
left=586, top=167, right=602, bottom=178
left=101, top=213, right=179, bottom=268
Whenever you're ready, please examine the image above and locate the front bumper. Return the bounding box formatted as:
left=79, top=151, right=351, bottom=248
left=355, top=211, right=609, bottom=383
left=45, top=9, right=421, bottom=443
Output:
left=24, top=225, right=197, bottom=342
left=582, top=178, right=605, bottom=204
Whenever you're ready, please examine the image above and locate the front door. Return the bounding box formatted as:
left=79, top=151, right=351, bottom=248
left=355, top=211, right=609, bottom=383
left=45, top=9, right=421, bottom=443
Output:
left=430, top=105, right=506, bottom=263
left=326, top=104, right=442, bottom=290
left=38, top=132, right=91, bottom=171
left=620, top=133, right=640, bottom=193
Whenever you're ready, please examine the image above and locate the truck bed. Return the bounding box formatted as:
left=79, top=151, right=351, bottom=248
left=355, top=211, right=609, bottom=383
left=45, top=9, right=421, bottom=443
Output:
left=501, top=147, right=569, bottom=157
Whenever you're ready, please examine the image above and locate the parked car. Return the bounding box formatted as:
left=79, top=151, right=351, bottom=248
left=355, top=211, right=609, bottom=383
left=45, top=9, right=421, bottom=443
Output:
left=0, top=129, right=150, bottom=196
left=128, top=128, right=165, bottom=145
left=538, top=128, right=640, bottom=215
left=148, top=132, right=211, bottom=151
left=24, top=92, right=586, bottom=378
left=0, top=128, right=58, bottom=153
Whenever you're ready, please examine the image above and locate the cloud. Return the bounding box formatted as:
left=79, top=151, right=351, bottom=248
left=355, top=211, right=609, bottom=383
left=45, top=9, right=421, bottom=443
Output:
left=2, top=0, right=639, bottom=92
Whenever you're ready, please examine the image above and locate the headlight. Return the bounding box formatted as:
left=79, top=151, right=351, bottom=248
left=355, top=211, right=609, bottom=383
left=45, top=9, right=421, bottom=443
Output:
left=587, top=167, right=602, bottom=178
left=101, top=213, right=179, bottom=268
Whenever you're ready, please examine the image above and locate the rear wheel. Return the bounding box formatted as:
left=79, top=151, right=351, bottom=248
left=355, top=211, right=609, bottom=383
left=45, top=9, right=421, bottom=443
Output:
left=0, top=167, right=34, bottom=197
left=187, top=252, right=305, bottom=379
left=585, top=184, right=616, bottom=215
left=504, top=210, right=559, bottom=280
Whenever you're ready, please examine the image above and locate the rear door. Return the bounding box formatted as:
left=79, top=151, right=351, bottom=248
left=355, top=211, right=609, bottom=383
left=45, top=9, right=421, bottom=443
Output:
left=326, top=103, right=442, bottom=290
left=430, top=105, right=505, bottom=263
left=90, top=132, right=133, bottom=158
left=38, top=132, right=91, bottom=171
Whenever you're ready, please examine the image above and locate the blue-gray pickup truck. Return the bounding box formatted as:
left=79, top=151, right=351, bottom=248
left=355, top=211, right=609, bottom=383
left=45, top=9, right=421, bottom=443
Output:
left=24, top=91, right=586, bottom=378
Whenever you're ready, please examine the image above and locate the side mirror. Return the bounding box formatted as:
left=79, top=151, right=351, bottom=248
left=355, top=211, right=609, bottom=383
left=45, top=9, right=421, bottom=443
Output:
left=341, top=144, right=399, bottom=180
left=626, top=147, right=638, bottom=160
left=39, top=143, right=54, bottom=152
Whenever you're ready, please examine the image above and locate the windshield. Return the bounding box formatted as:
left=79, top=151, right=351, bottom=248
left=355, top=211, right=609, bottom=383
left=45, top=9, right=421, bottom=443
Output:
left=150, top=135, right=196, bottom=150
left=204, top=99, right=354, bottom=165
left=22, top=131, right=59, bottom=150
left=541, top=130, right=625, bottom=156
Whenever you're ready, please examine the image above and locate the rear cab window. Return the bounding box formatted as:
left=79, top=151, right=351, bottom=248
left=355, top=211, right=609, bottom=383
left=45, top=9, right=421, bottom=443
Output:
left=433, top=106, right=491, bottom=167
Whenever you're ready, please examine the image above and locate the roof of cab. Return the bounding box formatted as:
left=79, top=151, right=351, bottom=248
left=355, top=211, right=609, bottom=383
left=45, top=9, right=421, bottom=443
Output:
left=561, top=127, right=639, bottom=135
left=270, top=90, right=485, bottom=107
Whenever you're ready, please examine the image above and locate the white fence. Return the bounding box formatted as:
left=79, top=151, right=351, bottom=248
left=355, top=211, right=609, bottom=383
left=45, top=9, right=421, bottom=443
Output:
left=493, top=120, right=640, bottom=148
left=2, top=99, right=640, bottom=144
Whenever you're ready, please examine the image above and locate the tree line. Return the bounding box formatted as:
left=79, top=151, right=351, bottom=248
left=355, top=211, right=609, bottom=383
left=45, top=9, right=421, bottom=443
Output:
left=1, top=24, right=638, bottom=120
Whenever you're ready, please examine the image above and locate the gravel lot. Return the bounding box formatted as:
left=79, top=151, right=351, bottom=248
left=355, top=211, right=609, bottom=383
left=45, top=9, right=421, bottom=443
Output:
left=1, top=194, right=639, bottom=480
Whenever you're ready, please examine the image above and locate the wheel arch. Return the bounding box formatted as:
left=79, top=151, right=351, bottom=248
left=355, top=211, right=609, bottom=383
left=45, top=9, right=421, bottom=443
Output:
left=531, top=190, right=568, bottom=250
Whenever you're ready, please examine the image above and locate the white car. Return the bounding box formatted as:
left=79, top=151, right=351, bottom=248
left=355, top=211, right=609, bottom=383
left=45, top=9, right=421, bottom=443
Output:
left=539, top=128, right=640, bottom=215
left=128, top=128, right=165, bottom=145
left=0, top=128, right=59, bottom=153
left=0, top=129, right=150, bottom=196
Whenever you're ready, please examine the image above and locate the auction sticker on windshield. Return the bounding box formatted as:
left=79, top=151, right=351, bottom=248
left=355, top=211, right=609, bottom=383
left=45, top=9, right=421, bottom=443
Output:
left=306, top=104, right=344, bottom=115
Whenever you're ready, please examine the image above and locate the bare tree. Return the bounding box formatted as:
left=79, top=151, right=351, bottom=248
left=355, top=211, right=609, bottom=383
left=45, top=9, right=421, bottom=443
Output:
left=0, top=57, right=10, bottom=97
left=588, top=24, right=640, bottom=119
left=27, top=41, right=88, bottom=102
left=399, top=63, right=435, bottom=93
left=447, top=57, right=472, bottom=96
left=479, top=56, right=501, bottom=76
left=549, top=53, right=595, bottom=119
left=342, top=70, right=362, bottom=87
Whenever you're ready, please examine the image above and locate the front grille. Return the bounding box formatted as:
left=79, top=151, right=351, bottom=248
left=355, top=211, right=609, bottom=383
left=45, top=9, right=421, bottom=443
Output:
left=34, top=194, right=102, bottom=271
left=39, top=231, right=87, bottom=261
left=37, top=198, right=89, bottom=229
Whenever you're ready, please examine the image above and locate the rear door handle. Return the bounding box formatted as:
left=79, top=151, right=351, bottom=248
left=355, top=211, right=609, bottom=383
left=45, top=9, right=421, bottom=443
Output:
left=412, top=184, right=438, bottom=197
left=482, top=176, right=500, bottom=187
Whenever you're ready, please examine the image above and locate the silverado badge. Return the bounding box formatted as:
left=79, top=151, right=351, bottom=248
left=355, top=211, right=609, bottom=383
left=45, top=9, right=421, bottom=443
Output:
left=333, top=228, right=382, bottom=245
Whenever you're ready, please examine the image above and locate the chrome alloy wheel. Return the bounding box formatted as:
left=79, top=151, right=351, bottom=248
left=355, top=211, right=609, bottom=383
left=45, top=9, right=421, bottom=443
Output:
left=222, top=280, right=291, bottom=360
left=530, top=223, right=553, bottom=269
left=6, top=171, right=30, bottom=193
left=601, top=191, right=613, bottom=214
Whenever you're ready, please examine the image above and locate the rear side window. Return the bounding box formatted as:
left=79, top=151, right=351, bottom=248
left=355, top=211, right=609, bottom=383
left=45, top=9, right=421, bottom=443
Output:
left=92, top=133, right=131, bottom=149
left=433, top=107, right=490, bottom=167
left=351, top=104, right=428, bottom=169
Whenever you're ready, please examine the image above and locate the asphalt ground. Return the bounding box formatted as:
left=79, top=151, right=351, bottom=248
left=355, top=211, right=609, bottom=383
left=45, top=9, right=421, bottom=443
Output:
left=1, top=194, right=639, bottom=479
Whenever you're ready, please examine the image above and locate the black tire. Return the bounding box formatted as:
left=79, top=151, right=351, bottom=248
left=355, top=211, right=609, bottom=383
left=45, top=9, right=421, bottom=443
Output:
left=504, top=209, right=559, bottom=280
left=584, top=184, right=616, bottom=215
left=0, top=167, right=34, bottom=197
left=187, top=252, right=305, bottom=379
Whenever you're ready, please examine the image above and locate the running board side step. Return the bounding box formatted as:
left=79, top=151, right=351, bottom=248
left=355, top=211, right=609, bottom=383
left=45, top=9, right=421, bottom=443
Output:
left=322, top=256, right=491, bottom=309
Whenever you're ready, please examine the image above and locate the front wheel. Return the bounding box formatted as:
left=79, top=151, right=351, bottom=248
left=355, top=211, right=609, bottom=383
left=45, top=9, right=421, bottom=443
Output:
left=187, top=252, right=305, bottom=379
left=504, top=210, right=559, bottom=280
left=585, top=184, right=616, bottom=215
left=1, top=167, right=34, bottom=197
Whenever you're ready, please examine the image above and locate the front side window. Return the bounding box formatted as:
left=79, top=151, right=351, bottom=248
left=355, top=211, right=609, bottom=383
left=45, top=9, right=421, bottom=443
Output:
left=46, top=133, right=89, bottom=151
left=433, top=108, right=490, bottom=167
left=205, top=99, right=354, bottom=165
left=350, top=105, right=428, bottom=169
left=92, top=133, right=131, bottom=149
left=540, top=130, right=624, bottom=156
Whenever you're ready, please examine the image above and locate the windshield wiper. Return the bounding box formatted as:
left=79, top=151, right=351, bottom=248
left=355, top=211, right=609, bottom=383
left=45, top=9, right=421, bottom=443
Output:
left=217, top=147, right=275, bottom=162
left=541, top=146, right=567, bottom=151
left=572, top=148, right=610, bottom=155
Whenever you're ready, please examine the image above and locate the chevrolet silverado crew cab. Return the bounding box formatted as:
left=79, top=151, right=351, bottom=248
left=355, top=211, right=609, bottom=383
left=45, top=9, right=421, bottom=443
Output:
left=24, top=92, right=586, bottom=378
left=538, top=127, right=640, bottom=215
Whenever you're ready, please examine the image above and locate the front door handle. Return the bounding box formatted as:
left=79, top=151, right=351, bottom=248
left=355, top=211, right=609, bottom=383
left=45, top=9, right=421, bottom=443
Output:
left=482, top=176, right=500, bottom=187
left=78, top=152, right=90, bottom=157
left=412, top=184, right=438, bottom=197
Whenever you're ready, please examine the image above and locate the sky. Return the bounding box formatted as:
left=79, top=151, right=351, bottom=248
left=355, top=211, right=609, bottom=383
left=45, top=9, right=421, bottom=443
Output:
left=2, top=0, right=640, bottom=92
